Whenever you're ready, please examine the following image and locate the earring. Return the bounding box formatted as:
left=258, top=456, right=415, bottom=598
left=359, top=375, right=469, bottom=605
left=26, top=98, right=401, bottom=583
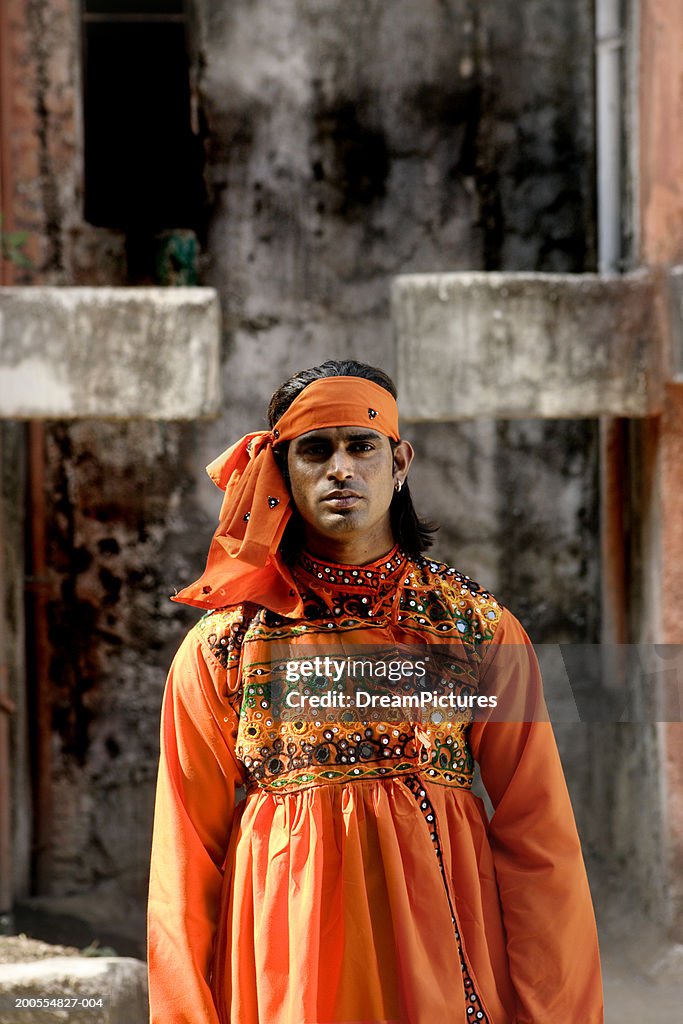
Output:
left=394, top=479, right=403, bottom=493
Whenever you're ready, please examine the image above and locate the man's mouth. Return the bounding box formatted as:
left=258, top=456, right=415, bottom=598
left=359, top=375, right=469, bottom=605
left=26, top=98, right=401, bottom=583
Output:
left=321, top=490, right=362, bottom=508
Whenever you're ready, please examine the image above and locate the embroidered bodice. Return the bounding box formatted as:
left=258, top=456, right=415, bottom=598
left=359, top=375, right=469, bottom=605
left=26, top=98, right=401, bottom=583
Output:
left=197, top=544, right=503, bottom=795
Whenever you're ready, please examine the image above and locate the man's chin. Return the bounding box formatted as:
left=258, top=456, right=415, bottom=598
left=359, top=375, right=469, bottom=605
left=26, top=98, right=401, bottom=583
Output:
left=313, top=509, right=365, bottom=533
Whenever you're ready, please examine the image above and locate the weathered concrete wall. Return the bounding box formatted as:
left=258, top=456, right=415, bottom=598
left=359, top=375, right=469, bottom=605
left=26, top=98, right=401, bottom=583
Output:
left=12, top=0, right=609, bottom=944
left=40, top=420, right=211, bottom=925
left=194, top=0, right=598, bottom=638
left=0, top=288, right=221, bottom=419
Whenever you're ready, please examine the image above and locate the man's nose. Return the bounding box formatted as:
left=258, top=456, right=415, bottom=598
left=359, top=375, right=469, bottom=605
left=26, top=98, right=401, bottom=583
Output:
left=326, top=446, right=354, bottom=479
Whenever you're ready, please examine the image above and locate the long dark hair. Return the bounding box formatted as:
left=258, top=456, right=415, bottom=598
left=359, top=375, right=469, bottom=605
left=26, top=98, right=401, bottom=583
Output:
left=267, top=359, right=438, bottom=562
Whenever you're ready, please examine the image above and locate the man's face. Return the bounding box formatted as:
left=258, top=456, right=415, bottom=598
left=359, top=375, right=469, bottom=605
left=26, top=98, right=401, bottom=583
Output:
left=285, top=426, right=402, bottom=554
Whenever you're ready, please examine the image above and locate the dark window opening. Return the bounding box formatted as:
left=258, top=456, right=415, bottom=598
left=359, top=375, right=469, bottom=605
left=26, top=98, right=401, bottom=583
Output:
left=81, top=1, right=206, bottom=282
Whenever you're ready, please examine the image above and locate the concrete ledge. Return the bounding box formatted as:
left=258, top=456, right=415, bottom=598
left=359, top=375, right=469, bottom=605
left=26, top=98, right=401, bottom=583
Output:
left=392, top=270, right=665, bottom=419
left=0, top=956, right=147, bottom=1023
left=0, top=287, right=221, bottom=420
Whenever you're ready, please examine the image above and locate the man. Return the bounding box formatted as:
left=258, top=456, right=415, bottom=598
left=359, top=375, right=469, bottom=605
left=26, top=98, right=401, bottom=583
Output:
left=147, top=359, right=604, bottom=1023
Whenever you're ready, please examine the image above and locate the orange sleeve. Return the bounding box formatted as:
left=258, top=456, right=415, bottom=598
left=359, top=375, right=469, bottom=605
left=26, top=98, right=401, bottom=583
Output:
left=146, top=619, right=247, bottom=1024
left=469, top=607, right=604, bottom=1024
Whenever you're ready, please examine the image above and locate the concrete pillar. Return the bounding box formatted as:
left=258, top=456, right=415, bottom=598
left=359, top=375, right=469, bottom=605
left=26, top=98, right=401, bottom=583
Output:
left=0, top=428, right=17, bottom=917
left=0, top=424, right=30, bottom=919
left=659, top=384, right=683, bottom=932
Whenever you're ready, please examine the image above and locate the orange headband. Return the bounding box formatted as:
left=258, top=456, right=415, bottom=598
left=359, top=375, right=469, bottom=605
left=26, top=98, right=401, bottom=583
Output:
left=172, top=376, right=400, bottom=613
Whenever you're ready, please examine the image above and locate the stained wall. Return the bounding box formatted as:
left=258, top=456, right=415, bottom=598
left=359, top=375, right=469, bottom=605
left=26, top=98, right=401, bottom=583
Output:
left=5, top=0, right=619, bottom=950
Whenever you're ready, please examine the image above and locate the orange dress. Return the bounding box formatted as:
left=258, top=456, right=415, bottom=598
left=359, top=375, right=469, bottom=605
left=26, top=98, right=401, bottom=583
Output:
left=147, top=545, right=604, bottom=1023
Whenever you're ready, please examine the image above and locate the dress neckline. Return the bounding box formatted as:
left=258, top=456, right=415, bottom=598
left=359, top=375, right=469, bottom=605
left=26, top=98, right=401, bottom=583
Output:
left=293, top=542, right=408, bottom=591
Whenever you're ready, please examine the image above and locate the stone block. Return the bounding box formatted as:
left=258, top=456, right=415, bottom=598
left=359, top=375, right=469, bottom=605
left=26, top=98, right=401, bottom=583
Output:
left=392, top=270, right=664, bottom=419
left=0, top=288, right=221, bottom=420
left=0, top=956, right=147, bottom=1024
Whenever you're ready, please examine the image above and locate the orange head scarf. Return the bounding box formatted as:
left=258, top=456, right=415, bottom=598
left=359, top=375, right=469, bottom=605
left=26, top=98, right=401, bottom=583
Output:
left=172, top=376, right=401, bottom=616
